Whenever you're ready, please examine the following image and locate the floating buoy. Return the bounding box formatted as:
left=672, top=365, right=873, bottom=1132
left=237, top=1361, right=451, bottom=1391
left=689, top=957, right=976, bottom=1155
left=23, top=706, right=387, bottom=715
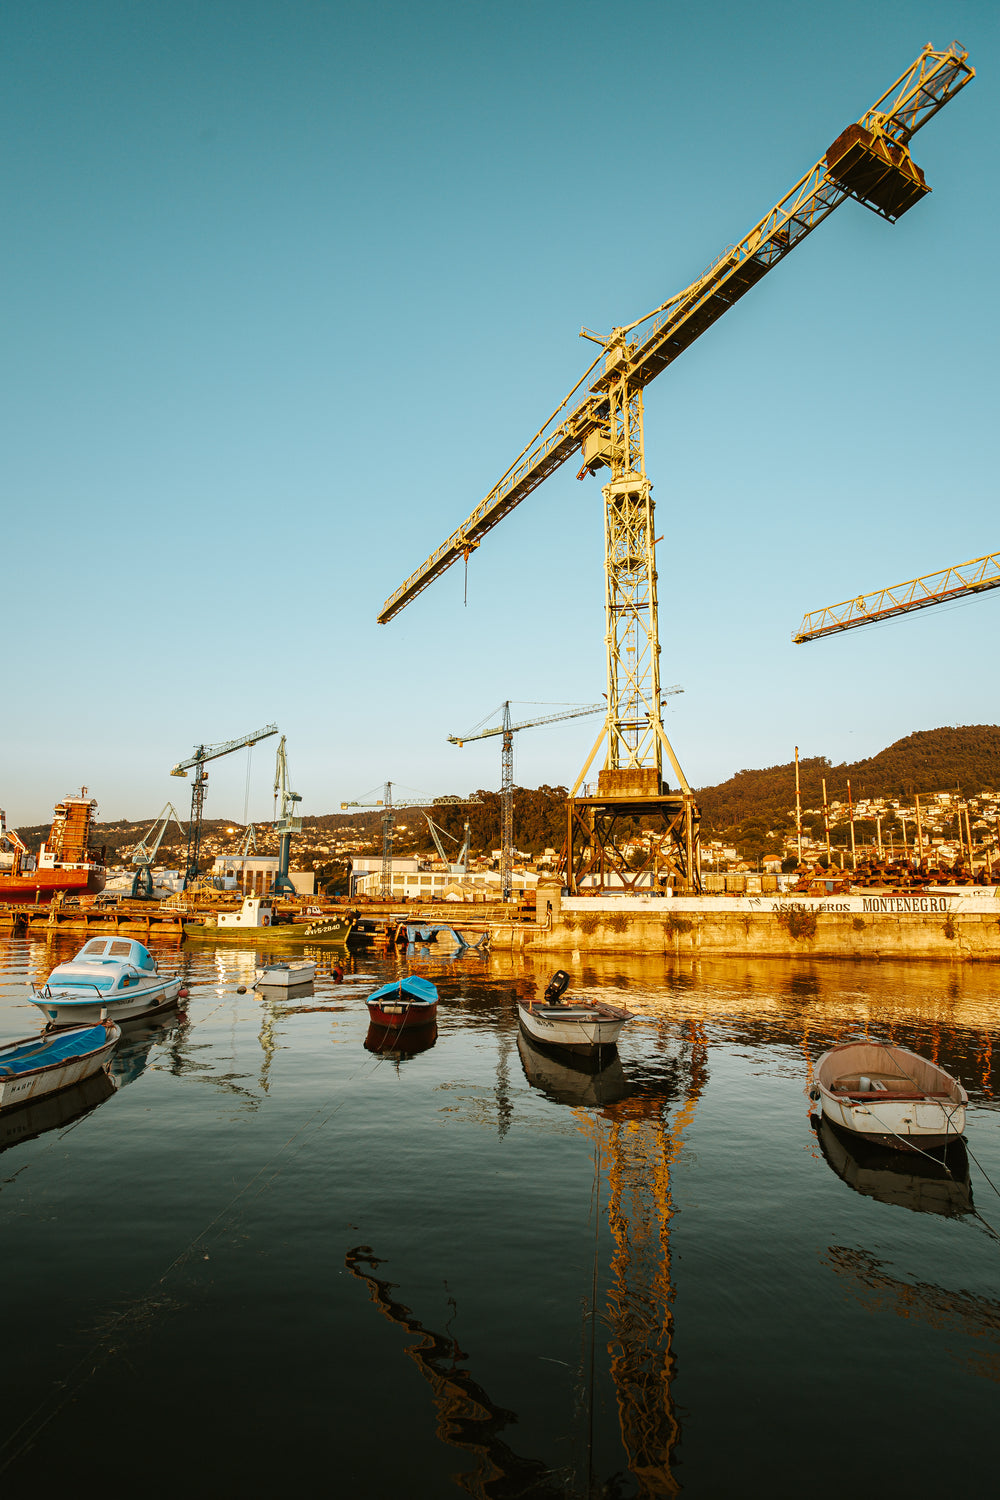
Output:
left=237, top=985, right=247, bottom=994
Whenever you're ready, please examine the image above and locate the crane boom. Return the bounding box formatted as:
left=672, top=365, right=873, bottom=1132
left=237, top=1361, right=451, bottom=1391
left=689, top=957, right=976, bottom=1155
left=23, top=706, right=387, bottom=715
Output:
left=448, top=702, right=604, bottom=745
left=170, top=723, right=278, bottom=776
left=379, top=43, right=973, bottom=627
left=794, top=551, right=1000, bottom=643
left=171, top=722, right=278, bottom=887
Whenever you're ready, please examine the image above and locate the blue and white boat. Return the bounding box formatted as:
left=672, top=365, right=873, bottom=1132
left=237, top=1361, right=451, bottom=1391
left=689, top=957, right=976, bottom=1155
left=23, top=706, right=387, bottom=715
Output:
left=366, top=975, right=438, bottom=1028
left=0, top=1020, right=120, bottom=1111
left=31, top=937, right=183, bottom=1028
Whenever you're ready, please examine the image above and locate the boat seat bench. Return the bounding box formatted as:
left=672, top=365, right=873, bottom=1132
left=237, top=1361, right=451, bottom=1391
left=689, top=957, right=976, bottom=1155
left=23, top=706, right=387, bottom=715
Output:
left=831, top=1087, right=952, bottom=1101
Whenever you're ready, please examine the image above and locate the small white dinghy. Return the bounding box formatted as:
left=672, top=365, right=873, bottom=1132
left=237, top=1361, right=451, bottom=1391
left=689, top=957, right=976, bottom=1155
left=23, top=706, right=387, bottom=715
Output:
left=254, top=960, right=317, bottom=988
left=516, top=971, right=633, bottom=1056
left=0, top=1020, right=120, bottom=1112
left=811, top=1040, right=967, bottom=1151
left=31, top=938, right=182, bottom=1028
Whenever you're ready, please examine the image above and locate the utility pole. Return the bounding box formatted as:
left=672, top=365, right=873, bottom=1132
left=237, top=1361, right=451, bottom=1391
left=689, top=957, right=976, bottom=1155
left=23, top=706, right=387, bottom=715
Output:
left=794, top=747, right=802, bottom=864
left=500, top=703, right=514, bottom=904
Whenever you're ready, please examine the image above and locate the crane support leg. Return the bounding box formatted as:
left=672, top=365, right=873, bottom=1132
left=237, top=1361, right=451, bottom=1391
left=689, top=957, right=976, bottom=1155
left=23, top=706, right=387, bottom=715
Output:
left=184, top=773, right=208, bottom=889
left=273, top=832, right=297, bottom=897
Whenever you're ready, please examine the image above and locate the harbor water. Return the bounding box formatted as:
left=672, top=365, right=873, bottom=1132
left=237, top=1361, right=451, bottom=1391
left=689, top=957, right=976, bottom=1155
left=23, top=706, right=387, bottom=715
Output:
left=1, top=934, right=999, bottom=1496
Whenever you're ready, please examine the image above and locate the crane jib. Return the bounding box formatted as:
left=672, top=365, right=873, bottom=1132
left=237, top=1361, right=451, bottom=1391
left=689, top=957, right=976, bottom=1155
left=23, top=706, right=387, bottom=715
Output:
left=377, top=44, right=973, bottom=627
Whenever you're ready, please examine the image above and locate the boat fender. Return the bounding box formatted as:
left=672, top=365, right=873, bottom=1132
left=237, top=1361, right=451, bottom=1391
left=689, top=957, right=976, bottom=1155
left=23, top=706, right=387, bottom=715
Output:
left=262, top=915, right=270, bottom=926
left=237, top=986, right=247, bottom=994
left=178, top=987, right=189, bottom=998
left=808, top=1086, right=820, bottom=1102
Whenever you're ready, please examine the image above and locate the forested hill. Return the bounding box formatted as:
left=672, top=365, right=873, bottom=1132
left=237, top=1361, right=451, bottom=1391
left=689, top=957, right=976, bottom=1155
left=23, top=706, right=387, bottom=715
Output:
left=696, top=725, right=1000, bottom=832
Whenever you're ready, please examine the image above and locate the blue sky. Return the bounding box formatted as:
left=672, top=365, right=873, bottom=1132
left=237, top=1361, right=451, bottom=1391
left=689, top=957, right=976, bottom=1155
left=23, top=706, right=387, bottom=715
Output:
left=2, top=0, right=997, bottom=827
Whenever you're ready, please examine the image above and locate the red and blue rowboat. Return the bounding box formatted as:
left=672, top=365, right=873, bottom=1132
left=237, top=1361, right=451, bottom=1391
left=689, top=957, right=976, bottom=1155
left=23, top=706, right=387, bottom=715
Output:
left=366, top=975, right=438, bottom=1028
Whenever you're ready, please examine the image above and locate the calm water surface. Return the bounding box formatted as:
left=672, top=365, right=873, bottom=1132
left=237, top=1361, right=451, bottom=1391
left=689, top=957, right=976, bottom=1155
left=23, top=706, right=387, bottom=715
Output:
left=1, top=934, right=998, bottom=1497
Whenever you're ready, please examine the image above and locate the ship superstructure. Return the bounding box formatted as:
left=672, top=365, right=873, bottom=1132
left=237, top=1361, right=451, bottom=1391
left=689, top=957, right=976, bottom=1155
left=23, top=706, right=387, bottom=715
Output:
left=0, top=789, right=106, bottom=904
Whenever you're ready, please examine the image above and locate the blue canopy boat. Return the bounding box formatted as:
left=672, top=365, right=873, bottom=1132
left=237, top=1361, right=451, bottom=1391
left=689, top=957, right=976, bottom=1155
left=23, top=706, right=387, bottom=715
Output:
left=366, top=975, right=438, bottom=1029
left=0, top=1020, right=120, bottom=1112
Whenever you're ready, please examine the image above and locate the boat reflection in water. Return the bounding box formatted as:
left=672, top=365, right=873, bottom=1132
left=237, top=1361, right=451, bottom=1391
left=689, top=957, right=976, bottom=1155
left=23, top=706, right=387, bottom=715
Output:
left=109, top=1009, right=188, bottom=1089
left=0, top=1069, right=118, bottom=1154
left=815, top=1114, right=973, bottom=1217
left=271, top=981, right=315, bottom=1002
left=516, top=1030, right=630, bottom=1108
left=364, top=1020, right=438, bottom=1061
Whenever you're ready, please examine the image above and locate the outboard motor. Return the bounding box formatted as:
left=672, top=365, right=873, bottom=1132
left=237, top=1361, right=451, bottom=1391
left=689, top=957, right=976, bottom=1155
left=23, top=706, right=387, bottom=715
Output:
left=544, top=970, right=571, bottom=1003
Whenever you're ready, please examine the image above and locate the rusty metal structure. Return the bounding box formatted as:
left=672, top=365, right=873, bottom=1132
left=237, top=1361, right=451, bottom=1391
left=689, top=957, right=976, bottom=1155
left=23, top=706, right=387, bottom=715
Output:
left=43, top=789, right=99, bottom=866
left=378, top=43, right=974, bottom=893
left=794, top=550, right=1000, bottom=643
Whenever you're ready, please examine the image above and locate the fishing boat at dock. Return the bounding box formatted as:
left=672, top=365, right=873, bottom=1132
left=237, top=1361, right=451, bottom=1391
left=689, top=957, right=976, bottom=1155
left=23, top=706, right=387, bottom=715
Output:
left=516, top=971, right=634, bottom=1056
left=809, top=1040, right=967, bottom=1150
left=0, top=1020, right=120, bottom=1112
left=366, top=975, right=438, bottom=1028
left=184, top=897, right=358, bottom=946
left=30, top=937, right=182, bottom=1028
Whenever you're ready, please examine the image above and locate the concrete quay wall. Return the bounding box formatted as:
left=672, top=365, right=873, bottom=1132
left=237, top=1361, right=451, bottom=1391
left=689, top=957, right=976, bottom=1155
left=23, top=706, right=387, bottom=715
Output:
left=517, top=890, right=1000, bottom=961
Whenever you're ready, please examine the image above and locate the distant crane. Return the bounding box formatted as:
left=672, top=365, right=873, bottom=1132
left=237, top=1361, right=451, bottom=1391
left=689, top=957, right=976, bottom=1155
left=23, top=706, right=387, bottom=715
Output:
left=378, top=43, right=974, bottom=893
left=793, top=551, right=1000, bottom=643
left=124, top=802, right=186, bottom=899
left=0, top=811, right=28, bottom=858
left=272, top=736, right=303, bottom=898
left=340, top=784, right=482, bottom=900
left=423, top=812, right=471, bottom=876
left=171, top=723, right=278, bottom=888
left=449, top=695, right=681, bottom=900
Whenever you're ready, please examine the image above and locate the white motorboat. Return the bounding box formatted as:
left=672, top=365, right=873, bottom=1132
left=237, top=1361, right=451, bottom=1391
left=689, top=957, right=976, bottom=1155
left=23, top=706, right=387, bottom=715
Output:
left=810, top=1040, right=967, bottom=1150
left=0, top=1020, right=120, bottom=1111
left=516, top=971, right=634, bottom=1055
left=31, top=937, right=182, bottom=1028
left=254, top=960, right=317, bottom=987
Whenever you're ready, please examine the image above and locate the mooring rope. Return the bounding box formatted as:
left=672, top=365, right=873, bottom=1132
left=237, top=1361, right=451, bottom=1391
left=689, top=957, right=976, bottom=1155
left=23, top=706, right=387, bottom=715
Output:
left=863, top=1105, right=1000, bottom=1245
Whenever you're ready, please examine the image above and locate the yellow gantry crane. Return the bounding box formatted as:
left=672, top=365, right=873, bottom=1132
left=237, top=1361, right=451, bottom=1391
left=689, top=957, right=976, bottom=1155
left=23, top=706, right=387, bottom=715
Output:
left=793, top=550, right=1000, bottom=643
left=378, top=43, right=973, bottom=891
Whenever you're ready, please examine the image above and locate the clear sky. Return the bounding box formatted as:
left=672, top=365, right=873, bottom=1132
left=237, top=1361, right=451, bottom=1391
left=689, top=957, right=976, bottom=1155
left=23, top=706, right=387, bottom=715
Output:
left=2, top=0, right=997, bottom=827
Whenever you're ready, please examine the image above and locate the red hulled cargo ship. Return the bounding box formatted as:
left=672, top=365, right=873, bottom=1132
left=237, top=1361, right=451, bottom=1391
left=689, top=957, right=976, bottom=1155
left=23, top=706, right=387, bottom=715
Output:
left=0, top=790, right=106, bottom=905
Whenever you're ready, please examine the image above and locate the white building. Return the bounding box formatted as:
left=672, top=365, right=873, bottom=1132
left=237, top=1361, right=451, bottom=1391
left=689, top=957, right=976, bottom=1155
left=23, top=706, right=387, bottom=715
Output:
left=350, top=856, right=538, bottom=901
left=212, top=855, right=315, bottom=896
